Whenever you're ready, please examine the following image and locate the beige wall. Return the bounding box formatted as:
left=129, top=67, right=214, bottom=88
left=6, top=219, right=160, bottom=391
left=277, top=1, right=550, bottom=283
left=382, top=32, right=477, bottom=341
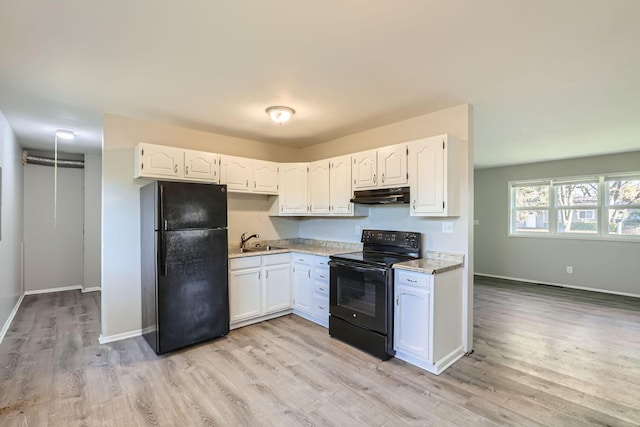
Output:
left=299, top=104, right=470, bottom=161
left=101, top=114, right=300, bottom=339
left=84, top=154, right=102, bottom=290
left=0, top=110, right=24, bottom=341
left=475, top=151, right=640, bottom=296
left=298, top=104, right=475, bottom=350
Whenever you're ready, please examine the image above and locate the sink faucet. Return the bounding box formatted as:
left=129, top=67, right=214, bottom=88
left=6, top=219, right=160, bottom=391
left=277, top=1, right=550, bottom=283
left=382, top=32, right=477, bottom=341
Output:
left=240, top=232, right=260, bottom=249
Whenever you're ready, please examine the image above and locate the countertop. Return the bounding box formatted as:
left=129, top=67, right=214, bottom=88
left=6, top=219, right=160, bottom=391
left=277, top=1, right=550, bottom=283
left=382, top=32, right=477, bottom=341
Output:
left=228, top=238, right=362, bottom=259
left=393, top=251, right=465, bottom=275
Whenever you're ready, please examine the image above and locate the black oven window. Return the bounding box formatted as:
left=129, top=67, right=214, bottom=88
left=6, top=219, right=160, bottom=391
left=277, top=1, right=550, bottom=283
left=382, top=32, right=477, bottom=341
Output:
left=337, top=276, right=376, bottom=317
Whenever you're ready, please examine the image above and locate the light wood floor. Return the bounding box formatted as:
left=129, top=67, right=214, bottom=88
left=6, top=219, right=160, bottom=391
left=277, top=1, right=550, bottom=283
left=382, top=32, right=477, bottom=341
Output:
left=1, top=280, right=639, bottom=426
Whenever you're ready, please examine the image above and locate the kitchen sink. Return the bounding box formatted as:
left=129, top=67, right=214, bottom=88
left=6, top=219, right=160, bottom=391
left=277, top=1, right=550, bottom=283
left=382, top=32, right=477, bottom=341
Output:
left=240, top=245, right=283, bottom=253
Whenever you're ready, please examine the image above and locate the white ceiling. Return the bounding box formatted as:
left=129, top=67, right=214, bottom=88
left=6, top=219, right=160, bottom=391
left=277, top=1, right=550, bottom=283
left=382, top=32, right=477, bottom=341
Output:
left=1, top=0, right=639, bottom=168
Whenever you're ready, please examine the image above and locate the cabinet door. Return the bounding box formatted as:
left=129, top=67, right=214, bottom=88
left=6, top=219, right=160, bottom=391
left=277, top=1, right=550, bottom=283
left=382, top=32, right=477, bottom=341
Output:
left=137, top=143, right=183, bottom=179
left=377, top=144, right=407, bottom=187
left=329, top=155, right=353, bottom=215
left=408, top=137, right=445, bottom=214
left=253, top=160, right=279, bottom=194
left=184, top=149, right=219, bottom=182
left=229, top=267, right=262, bottom=323
left=263, top=263, right=292, bottom=314
left=220, top=155, right=253, bottom=192
left=352, top=150, right=377, bottom=189
left=292, top=263, right=313, bottom=314
left=394, top=284, right=430, bottom=359
left=279, top=163, right=309, bottom=214
left=309, top=160, right=330, bottom=214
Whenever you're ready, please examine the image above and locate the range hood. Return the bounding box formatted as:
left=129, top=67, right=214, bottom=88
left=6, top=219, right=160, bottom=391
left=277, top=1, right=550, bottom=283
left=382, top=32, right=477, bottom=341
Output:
left=350, top=187, right=410, bottom=205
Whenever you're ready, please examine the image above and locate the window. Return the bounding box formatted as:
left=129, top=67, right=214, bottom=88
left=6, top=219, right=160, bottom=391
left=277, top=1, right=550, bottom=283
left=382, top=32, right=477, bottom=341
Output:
left=509, top=173, right=640, bottom=240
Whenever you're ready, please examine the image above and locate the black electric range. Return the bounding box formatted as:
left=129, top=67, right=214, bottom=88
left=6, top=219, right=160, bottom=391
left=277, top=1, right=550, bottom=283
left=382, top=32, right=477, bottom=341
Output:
left=328, top=230, right=422, bottom=360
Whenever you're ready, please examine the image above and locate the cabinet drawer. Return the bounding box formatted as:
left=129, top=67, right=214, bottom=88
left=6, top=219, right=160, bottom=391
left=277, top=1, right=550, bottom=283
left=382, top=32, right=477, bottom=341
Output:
left=292, top=253, right=311, bottom=265
left=396, top=270, right=432, bottom=290
left=313, top=280, right=329, bottom=296
left=230, top=256, right=261, bottom=270
left=263, top=253, right=291, bottom=266
left=314, top=266, right=329, bottom=282
left=313, top=292, right=329, bottom=317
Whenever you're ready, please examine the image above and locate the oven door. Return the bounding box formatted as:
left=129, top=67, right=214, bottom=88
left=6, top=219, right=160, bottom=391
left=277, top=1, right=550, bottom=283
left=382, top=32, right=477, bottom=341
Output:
left=329, top=260, right=391, bottom=334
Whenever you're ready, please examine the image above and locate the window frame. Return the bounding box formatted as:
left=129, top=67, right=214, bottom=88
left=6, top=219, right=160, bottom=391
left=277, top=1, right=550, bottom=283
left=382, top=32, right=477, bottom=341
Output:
left=508, top=172, right=640, bottom=242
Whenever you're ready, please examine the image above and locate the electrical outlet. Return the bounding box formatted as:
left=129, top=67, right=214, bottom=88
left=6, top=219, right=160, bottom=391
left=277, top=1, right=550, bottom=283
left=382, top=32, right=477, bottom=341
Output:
left=566, top=266, right=573, bottom=274
left=442, top=222, right=454, bottom=233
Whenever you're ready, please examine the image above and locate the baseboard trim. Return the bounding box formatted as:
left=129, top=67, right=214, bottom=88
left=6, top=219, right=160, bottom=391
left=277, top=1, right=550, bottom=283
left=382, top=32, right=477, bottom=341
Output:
left=82, top=287, right=101, bottom=293
left=474, top=273, right=640, bottom=299
left=24, top=285, right=82, bottom=295
left=99, top=329, right=142, bottom=344
left=0, top=294, right=25, bottom=345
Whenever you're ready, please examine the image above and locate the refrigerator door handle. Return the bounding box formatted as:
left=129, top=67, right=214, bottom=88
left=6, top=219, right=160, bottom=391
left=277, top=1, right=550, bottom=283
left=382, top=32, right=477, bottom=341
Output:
left=160, top=232, right=168, bottom=276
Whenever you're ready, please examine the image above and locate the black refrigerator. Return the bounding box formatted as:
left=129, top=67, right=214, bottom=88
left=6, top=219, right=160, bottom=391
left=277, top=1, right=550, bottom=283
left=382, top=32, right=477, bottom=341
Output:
left=140, top=181, right=229, bottom=355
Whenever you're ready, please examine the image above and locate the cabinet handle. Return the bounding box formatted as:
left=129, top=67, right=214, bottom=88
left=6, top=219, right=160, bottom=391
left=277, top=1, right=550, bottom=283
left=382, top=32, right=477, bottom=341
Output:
left=298, top=258, right=304, bottom=262
left=381, top=173, right=385, bottom=183
left=319, top=306, right=325, bottom=310
left=174, top=164, right=178, bottom=173
left=254, top=181, right=256, bottom=189
left=407, top=278, right=418, bottom=283
left=396, top=296, right=399, bottom=306
left=319, top=287, right=325, bottom=291
left=308, top=271, right=311, bottom=278
left=319, top=275, right=325, bottom=279
left=413, top=199, right=416, bottom=210
left=265, top=270, right=269, bottom=279
left=185, top=166, right=189, bottom=175
left=246, top=179, right=249, bottom=188
left=258, top=271, right=261, bottom=279
left=373, top=173, right=377, bottom=184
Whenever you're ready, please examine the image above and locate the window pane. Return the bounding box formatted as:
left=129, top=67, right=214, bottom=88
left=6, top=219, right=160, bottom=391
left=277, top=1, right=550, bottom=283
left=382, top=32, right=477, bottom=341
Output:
left=556, top=182, right=598, bottom=207
left=514, top=186, right=549, bottom=208
left=515, top=210, right=549, bottom=232
left=557, top=209, right=598, bottom=233
left=608, top=209, right=640, bottom=235
left=606, top=179, right=640, bottom=206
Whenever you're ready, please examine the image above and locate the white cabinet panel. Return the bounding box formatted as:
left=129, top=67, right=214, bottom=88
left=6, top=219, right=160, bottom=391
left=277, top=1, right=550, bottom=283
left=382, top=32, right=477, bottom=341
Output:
left=309, top=160, right=330, bottom=214
left=279, top=163, right=309, bottom=214
left=253, top=160, right=279, bottom=194
left=408, top=135, right=460, bottom=217
left=229, top=267, right=261, bottom=323
left=394, top=284, right=430, bottom=357
left=184, top=149, right=219, bottom=182
left=377, top=144, right=407, bottom=187
left=329, top=155, right=353, bottom=215
left=220, top=155, right=252, bottom=192
left=352, top=150, right=377, bottom=189
left=264, top=263, right=292, bottom=314
left=292, top=262, right=313, bottom=313
left=135, top=143, right=183, bottom=179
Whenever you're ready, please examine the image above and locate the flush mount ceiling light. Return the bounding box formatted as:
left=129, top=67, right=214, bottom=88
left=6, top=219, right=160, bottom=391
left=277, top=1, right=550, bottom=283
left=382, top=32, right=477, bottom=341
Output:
left=55, top=129, right=75, bottom=140
left=265, top=106, right=295, bottom=124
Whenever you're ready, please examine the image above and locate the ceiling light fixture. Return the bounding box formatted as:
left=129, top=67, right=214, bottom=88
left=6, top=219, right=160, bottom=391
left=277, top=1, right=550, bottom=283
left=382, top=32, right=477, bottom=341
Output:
left=55, top=129, right=75, bottom=140
left=266, top=106, right=295, bottom=124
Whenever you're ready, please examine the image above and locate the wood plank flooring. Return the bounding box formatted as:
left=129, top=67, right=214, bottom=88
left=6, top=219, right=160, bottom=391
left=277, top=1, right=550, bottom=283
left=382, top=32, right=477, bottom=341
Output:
left=1, top=279, right=639, bottom=426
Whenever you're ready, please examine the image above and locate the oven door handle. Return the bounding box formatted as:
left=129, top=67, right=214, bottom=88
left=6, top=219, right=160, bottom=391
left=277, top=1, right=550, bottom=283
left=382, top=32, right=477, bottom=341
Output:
left=329, top=261, right=388, bottom=275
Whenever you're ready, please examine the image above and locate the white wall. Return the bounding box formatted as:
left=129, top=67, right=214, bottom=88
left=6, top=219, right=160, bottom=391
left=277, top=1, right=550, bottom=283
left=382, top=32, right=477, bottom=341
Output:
left=0, top=110, right=24, bottom=339
left=84, top=154, right=102, bottom=290
left=298, top=104, right=475, bottom=351
left=475, top=151, right=640, bottom=297
left=23, top=163, right=84, bottom=292
left=101, top=114, right=301, bottom=339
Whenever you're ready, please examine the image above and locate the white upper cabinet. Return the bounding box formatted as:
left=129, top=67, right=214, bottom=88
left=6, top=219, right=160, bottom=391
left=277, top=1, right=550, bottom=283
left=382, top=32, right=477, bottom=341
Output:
left=253, top=160, right=279, bottom=194
left=408, top=135, right=461, bottom=217
left=135, top=143, right=184, bottom=179
left=309, top=160, right=331, bottom=214
left=184, top=149, right=219, bottom=182
left=352, top=145, right=407, bottom=190
left=377, top=145, right=408, bottom=187
left=278, top=163, right=309, bottom=214
left=220, top=155, right=253, bottom=192
left=329, top=155, right=353, bottom=215
left=352, top=150, right=377, bottom=189
left=220, top=155, right=279, bottom=195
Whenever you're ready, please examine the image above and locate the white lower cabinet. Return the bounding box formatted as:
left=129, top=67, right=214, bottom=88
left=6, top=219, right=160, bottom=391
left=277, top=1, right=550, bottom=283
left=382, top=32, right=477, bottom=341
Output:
left=229, top=253, right=291, bottom=329
left=291, top=253, right=330, bottom=328
left=393, top=267, right=464, bottom=375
